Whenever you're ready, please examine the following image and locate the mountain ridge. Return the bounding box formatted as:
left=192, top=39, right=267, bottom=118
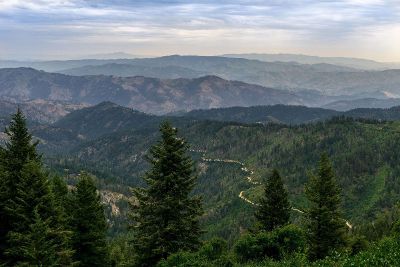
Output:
left=3, top=55, right=400, bottom=96
left=222, top=53, right=400, bottom=70
left=0, top=67, right=337, bottom=114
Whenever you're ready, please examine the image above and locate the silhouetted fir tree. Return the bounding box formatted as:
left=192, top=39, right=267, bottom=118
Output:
left=3, top=109, right=40, bottom=173
left=70, top=173, right=109, bottom=266
left=255, top=169, right=291, bottom=231
left=0, top=109, right=40, bottom=263
left=305, top=153, right=347, bottom=261
left=130, top=121, right=202, bottom=267
left=0, top=110, right=72, bottom=266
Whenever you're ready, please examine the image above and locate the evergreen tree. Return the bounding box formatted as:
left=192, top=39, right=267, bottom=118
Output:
left=130, top=121, right=202, bottom=267
left=5, top=161, right=72, bottom=266
left=3, top=109, right=39, bottom=173
left=7, top=208, right=59, bottom=266
left=50, top=176, right=75, bottom=265
left=0, top=110, right=59, bottom=265
left=255, top=169, right=291, bottom=231
left=0, top=154, right=8, bottom=261
left=0, top=110, right=72, bottom=266
left=305, top=153, right=347, bottom=261
left=70, top=173, right=109, bottom=266
left=0, top=109, right=39, bottom=262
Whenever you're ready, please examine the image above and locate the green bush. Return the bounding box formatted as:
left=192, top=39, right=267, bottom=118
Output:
left=314, top=237, right=400, bottom=267
left=199, top=238, right=228, bottom=260
left=158, top=251, right=205, bottom=267
left=234, top=224, right=306, bottom=263
left=348, top=235, right=368, bottom=256
left=273, top=224, right=306, bottom=255
left=158, top=238, right=234, bottom=267
left=391, top=220, right=400, bottom=237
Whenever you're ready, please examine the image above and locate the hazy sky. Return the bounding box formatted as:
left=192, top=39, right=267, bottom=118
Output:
left=1, top=0, right=400, bottom=61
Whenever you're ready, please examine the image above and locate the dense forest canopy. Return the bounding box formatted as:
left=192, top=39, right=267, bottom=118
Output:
left=2, top=103, right=400, bottom=266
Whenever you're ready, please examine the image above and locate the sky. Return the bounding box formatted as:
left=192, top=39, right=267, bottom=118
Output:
left=0, top=0, right=400, bottom=61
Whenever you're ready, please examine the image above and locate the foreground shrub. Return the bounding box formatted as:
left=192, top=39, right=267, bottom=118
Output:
left=234, top=224, right=306, bottom=263
left=314, top=237, right=400, bottom=267
left=348, top=235, right=368, bottom=256
left=158, top=238, right=234, bottom=267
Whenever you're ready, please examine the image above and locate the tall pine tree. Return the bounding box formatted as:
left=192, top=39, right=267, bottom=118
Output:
left=70, top=173, right=109, bottom=266
left=305, top=153, right=347, bottom=261
left=255, top=169, right=291, bottom=231
left=0, top=109, right=39, bottom=263
left=130, top=121, right=202, bottom=267
left=5, top=161, right=64, bottom=265
left=0, top=110, right=73, bottom=266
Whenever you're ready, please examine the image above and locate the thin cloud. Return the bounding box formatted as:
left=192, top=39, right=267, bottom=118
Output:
left=0, top=0, right=399, bottom=60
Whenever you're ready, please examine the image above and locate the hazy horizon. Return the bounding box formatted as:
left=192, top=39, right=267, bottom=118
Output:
left=2, top=52, right=400, bottom=64
left=1, top=1, right=400, bottom=61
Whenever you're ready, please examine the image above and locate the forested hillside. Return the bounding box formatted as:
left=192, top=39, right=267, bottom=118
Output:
left=2, top=103, right=400, bottom=266
left=14, top=103, right=395, bottom=244
left=182, top=104, right=400, bottom=124
left=47, top=116, right=400, bottom=238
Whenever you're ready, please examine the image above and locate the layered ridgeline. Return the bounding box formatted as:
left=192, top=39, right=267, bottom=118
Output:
left=3, top=67, right=400, bottom=116
left=4, top=102, right=396, bottom=243
left=222, top=53, right=400, bottom=70
left=2, top=55, right=400, bottom=96
left=0, top=68, right=337, bottom=115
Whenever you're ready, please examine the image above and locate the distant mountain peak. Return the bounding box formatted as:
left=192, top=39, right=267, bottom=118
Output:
left=96, top=101, right=120, bottom=108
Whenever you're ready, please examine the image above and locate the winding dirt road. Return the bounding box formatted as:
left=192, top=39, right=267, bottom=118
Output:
left=191, top=149, right=352, bottom=229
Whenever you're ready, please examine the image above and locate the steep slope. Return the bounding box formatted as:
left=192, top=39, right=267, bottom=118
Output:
left=53, top=102, right=161, bottom=140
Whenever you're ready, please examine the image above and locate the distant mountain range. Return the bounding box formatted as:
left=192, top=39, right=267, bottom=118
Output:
left=3, top=55, right=400, bottom=96
left=2, top=67, right=400, bottom=115
left=222, top=53, right=400, bottom=70
left=62, top=63, right=207, bottom=79
left=0, top=67, right=354, bottom=115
